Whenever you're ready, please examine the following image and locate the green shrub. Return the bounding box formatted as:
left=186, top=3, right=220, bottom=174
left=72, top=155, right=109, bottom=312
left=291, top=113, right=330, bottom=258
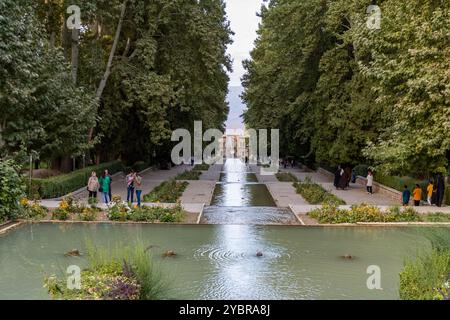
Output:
left=423, top=213, right=450, bottom=223
left=353, top=164, right=369, bottom=177
left=445, top=186, right=450, bottom=205
left=18, top=198, right=48, bottom=220
left=399, top=249, right=450, bottom=300
left=193, top=164, right=210, bottom=171
left=275, top=172, right=298, bottom=182
left=78, top=207, right=100, bottom=221
left=376, top=175, right=428, bottom=199
left=308, top=204, right=422, bottom=224
left=293, top=177, right=345, bottom=205
left=175, top=170, right=201, bottom=180
left=128, top=205, right=184, bottom=223
left=143, top=179, right=188, bottom=203
left=0, top=160, right=25, bottom=222
left=132, top=161, right=149, bottom=173
left=29, top=160, right=123, bottom=199
left=51, top=208, right=70, bottom=221
left=44, top=242, right=167, bottom=300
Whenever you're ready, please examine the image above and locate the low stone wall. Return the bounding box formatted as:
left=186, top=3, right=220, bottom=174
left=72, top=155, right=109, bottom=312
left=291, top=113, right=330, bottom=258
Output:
left=317, top=167, right=334, bottom=179
left=355, top=176, right=402, bottom=202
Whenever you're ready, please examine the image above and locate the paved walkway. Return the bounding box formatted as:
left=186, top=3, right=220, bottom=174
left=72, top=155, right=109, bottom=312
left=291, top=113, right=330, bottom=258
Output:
left=200, top=163, right=224, bottom=181
left=288, top=171, right=399, bottom=206
left=265, top=182, right=308, bottom=207
left=180, top=181, right=216, bottom=205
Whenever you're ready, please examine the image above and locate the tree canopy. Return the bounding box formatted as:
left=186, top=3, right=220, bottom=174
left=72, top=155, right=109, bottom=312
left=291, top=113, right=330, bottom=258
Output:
left=242, top=0, right=449, bottom=176
left=1, top=0, right=233, bottom=168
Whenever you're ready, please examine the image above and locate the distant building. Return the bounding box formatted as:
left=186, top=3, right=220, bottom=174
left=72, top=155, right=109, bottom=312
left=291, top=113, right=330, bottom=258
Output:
left=220, top=129, right=249, bottom=159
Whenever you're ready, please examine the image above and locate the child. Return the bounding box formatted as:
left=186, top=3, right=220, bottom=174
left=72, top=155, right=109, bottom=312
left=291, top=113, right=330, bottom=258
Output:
left=402, top=185, right=411, bottom=206
left=412, top=184, right=422, bottom=207
left=427, top=180, right=434, bottom=205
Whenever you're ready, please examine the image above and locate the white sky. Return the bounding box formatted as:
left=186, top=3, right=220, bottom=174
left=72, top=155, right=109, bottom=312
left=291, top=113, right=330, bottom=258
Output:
left=225, top=0, right=265, bottom=87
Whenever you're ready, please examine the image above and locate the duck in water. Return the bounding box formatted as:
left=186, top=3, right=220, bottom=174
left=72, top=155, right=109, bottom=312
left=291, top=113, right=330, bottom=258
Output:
left=65, top=249, right=81, bottom=257
left=163, top=250, right=177, bottom=257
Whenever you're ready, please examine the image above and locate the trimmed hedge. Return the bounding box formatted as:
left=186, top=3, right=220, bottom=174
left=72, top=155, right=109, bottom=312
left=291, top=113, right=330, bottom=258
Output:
left=375, top=174, right=438, bottom=202
left=29, top=161, right=123, bottom=199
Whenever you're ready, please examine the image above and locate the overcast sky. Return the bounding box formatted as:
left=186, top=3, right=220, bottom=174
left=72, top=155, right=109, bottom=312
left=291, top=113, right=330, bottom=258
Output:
left=225, top=0, right=265, bottom=87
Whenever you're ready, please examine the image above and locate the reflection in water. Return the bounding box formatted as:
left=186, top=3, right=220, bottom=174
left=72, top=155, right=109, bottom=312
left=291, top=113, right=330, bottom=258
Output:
left=212, top=184, right=276, bottom=207
left=219, top=172, right=258, bottom=183
left=211, top=158, right=276, bottom=207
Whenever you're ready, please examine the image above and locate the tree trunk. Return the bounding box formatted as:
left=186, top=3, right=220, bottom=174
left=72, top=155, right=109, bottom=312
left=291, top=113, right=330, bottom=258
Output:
left=89, top=0, right=127, bottom=142
left=71, top=28, right=79, bottom=84
left=0, top=119, right=5, bottom=148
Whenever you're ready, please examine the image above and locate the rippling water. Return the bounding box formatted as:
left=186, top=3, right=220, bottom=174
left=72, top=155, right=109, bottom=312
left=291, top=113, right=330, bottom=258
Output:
left=0, top=223, right=440, bottom=300
left=201, top=207, right=298, bottom=225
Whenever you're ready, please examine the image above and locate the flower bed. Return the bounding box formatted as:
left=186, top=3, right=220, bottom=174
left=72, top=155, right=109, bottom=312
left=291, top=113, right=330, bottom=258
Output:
left=193, top=164, right=210, bottom=171
left=44, top=243, right=166, bottom=300
left=175, top=170, right=202, bottom=180
left=143, top=179, right=188, bottom=203
left=308, top=204, right=450, bottom=224
left=293, top=177, right=345, bottom=205
left=107, top=200, right=184, bottom=223
left=399, top=249, right=450, bottom=300
left=275, top=172, right=298, bottom=182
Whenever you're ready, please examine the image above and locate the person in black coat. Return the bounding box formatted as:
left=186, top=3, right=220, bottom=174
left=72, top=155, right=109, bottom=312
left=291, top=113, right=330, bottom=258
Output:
left=436, top=174, right=445, bottom=207
left=334, top=166, right=341, bottom=189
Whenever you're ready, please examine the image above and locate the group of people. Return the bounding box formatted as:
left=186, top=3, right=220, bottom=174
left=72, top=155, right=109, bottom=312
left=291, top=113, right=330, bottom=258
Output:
left=334, top=164, right=447, bottom=207
left=87, top=170, right=112, bottom=203
left=125, top=170, right=143, bottom=206
left=333, top=166, right=354, bottom=190
left=86, top=169, right=143, bottom=206
left=402, top=174, right=446, bottom=207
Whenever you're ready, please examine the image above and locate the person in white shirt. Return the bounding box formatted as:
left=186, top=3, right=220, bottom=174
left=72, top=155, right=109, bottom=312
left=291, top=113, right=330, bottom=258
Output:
left=366, top=170, right=374, bottom=194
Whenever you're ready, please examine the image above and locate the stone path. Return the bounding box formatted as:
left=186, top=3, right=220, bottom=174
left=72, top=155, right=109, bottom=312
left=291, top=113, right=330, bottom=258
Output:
left=74, top=164, right=191, bottom=201
left=289, top=170, right=399, bottom=206
left=180, top=180, right=216, bottom=205
left=265, top=182, right=308, bottom=208
left=200, top=163, right=224, bottom=181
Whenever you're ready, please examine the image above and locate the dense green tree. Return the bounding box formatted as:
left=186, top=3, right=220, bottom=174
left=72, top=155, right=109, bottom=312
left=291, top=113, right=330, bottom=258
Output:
left=1, top=0, right=233, bottom=168
left=0, top=0, right=96, bottom=165
left=243, top=0, right=449, bottom=175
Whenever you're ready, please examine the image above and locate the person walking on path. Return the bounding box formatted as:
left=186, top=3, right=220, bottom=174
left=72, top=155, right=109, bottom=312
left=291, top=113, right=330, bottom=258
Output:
left=105, top=169, right=113, bottom=201
left=402, top=185, right=411, bottom=206
left=412, top=184, right=422, bottom=207
left=126, top=170, right=135, bottom=203
left=427, top=180, right=434, bottom=205
left=99, top=171, right=111, bottom=204
left=436, top=174, right=445, bottom=207
left=338, top=167, right=348, bottom=190
left=87, top=171, right=99, bottom=199
left=134, top=172, right=143, bottom=207
left=366, top=170, right=374, bottom=194
left=334, top=166, right=341, bottom=189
